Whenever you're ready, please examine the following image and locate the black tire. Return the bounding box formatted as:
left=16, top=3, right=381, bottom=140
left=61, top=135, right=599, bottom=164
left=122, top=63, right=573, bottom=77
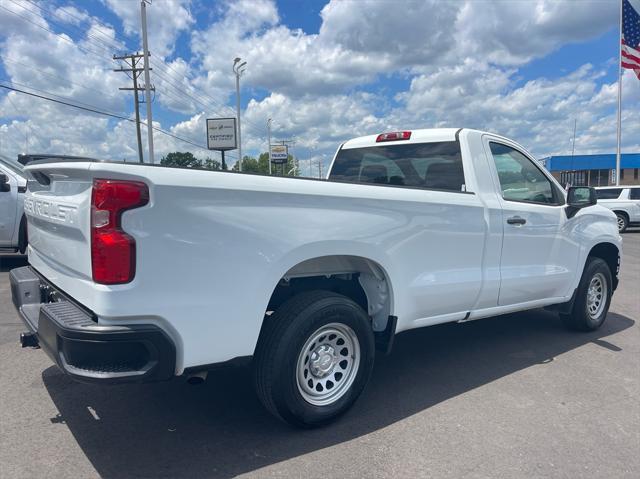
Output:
left=615, top=212, right=628, bottom=233
left=561, top=257, right=612, bottom=331
left=253, top=290, right=375, bottom=428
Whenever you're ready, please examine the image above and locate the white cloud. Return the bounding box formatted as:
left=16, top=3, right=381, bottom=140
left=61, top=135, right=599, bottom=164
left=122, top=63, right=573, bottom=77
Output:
left=1, top=0, right=637, bottom=174
left=456, top=0, right=617, bottom=66
left=104, top=0, right=194, bottom=58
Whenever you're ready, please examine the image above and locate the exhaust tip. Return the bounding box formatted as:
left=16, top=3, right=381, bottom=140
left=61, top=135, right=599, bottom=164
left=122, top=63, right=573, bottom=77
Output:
left=187, top=370, right=207, bottom=385
left=20, top=332, right=39, bottom=348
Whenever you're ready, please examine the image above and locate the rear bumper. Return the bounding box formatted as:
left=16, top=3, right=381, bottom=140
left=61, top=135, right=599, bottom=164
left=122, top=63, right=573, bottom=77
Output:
left=10, top=266, right=175, bottom=384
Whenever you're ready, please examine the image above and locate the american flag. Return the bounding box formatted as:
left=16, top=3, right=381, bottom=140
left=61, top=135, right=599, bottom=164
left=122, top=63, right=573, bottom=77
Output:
left=622, top=0, right=640, bottom=78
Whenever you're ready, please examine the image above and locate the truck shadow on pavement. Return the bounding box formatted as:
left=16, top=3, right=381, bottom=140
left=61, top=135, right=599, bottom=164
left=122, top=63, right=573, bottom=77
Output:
left=0, top=254, right=27, bottom=272
left=43, top=309, right=634, bottom=479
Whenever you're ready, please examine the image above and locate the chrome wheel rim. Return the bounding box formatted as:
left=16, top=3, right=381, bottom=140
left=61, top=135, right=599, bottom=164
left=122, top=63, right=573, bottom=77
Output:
left=586, top=272, right=607, bottom=320
left=617, top=215, right=625, bottom=231
left=296, top=323, right=360, bottom=406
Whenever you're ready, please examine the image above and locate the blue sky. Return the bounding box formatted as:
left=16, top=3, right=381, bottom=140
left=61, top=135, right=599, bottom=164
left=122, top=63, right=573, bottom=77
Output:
left=1, top=0, right=639, bottom=173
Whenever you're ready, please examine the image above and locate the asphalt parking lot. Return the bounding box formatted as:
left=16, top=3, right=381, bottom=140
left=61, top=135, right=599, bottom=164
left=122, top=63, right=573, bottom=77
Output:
left=1, top=234, right=638, bottom=479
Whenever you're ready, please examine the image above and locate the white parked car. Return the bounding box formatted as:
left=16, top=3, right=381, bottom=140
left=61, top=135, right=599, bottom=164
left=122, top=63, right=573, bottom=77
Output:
left=595, top=186, right=640, bottom=232
left=11, top=129, right=621, bottom=427
left=0, top=155, right=28, bottom=253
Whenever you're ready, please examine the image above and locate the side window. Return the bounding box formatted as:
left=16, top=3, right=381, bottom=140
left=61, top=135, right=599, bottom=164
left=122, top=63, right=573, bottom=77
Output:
left=489, top=142, right=558, bottom=204
left=629, top=188, right=640, bottom=200
left=595, top=188, right=623, bottom=200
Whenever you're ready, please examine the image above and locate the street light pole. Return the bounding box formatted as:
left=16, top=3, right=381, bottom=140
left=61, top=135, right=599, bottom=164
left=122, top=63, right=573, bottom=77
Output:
left=267, top=118, right=272, bottom=175
left=140, top=0, right=155, bottom=163
left=233, top=57, right=247, bottom=172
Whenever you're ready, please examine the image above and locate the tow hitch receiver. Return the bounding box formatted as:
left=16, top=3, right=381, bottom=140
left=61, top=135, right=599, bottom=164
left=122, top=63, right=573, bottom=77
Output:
left=20, top=332, right=39, bottom=348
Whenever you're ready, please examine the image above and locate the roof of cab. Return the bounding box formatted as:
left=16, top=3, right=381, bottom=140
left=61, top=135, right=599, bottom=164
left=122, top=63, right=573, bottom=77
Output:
left=341, top=128, right=461, bottom=150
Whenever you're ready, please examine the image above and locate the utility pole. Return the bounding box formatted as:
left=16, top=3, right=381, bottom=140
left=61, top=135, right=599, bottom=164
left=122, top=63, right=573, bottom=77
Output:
left=233, top=58, right=247, bottom=171
left=267, top=118, right=272, bottom=175
left=114, top=53, right=150, bottom=163
left=141, top=0, right=155, bottom=163
left=571, top=118, right=577, bottom=157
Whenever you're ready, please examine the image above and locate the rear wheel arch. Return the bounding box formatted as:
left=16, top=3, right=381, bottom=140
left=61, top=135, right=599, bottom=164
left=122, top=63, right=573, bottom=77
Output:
left=264, top=255, right=394, bottom=332
left=612, top=210, right=629, bottom=221
left=254, top=255, right=395, bottom=360
left=18, top=215, right=27, bottom=254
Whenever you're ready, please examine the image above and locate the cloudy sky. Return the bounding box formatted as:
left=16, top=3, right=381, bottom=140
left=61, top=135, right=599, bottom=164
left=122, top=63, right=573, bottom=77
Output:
left=0, top=0, right=639, bottom=175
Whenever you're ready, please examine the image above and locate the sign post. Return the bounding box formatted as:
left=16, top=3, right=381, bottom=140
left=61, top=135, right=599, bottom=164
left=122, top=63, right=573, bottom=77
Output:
left=270, top=144, right=288, bottom=164
left=206, top=118, right=237, bottom=170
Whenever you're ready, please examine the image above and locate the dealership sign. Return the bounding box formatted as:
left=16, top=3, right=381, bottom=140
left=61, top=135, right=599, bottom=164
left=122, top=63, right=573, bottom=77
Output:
left=270, top=144, right=288, bottom=164
left=206, top=118, right=237, bottom=150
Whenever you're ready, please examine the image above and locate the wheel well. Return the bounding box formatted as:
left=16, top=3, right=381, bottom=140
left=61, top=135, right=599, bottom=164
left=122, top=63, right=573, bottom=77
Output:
left=613, top=210, right=629, bottom=220
left=18, top=215, right=27, bottom=253
left=266, top=255, right=393, bottom=332
left=588, top=243, right=619, bottom=290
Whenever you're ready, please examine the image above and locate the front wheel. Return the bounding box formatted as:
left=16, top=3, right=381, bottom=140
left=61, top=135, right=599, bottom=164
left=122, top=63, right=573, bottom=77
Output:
left=253, top=291, right=375, bottom=427
left=561, top=257, right=612, bottom=331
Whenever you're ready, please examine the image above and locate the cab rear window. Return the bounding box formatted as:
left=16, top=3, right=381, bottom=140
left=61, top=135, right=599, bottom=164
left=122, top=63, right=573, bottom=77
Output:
left=328, top=141, right=465, bottom=192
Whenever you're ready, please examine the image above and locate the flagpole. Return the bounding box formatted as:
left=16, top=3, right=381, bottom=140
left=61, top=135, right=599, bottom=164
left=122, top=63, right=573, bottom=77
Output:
left=616, top=0, right=623, bottom=186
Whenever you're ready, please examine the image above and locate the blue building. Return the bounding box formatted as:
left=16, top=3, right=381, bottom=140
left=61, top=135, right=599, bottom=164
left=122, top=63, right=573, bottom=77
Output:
left=540, top=153, right=640, bottom=186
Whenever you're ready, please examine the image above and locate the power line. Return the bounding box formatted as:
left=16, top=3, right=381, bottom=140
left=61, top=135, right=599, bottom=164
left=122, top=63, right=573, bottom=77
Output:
left=24, top=0, right=124, bottom=55
left=114, top=53, right=149, bottom=163
left=4, top=93, right=47, bottom=151
left=1, top=3, right=250, bottom=160
left=1, top=58, right=115, bottom=98
left=9, top=0, right=269, bottom=142
left=0, top=83, right=235, bottom=158
left=1, top=2, right=117, bottom=62
left=2, top=78, right=128, bottom=118
left=151, top=59, right=267, bottom=138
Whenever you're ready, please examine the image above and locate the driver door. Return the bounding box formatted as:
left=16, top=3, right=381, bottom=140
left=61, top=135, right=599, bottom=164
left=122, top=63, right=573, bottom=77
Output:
left=483, top=138, right=578, bottom=306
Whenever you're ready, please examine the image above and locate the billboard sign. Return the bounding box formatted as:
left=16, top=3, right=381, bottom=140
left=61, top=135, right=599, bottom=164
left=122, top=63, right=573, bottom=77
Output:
left=270, top=144, right=288, bottom=164
left=206, top=118, right=237, bottom=151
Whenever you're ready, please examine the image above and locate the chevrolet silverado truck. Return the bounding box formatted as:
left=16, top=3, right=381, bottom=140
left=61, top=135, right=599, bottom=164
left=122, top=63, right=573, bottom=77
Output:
left=10, top=128, right=621, bottom=427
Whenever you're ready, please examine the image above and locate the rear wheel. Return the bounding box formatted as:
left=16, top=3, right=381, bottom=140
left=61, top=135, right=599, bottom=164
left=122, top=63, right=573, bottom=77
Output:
left=561, top=257, right=612, bottom=331
left=615, top=212, right=628, bottom=233
left=253, top=291, right=375, bottom=427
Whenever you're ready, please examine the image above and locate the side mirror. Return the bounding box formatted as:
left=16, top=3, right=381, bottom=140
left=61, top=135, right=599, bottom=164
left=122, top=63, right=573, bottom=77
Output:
left=566, top=186, right=596, bottom=218
left=0, top=173, right=10, bottom=192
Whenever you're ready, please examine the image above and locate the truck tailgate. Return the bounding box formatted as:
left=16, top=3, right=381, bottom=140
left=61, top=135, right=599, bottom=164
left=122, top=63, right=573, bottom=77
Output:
left=24, top=163, right=94, bottom=281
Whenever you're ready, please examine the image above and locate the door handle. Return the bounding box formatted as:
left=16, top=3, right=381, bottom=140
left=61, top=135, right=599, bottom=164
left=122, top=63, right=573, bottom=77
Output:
left=507, top=216, right=526, bottom=225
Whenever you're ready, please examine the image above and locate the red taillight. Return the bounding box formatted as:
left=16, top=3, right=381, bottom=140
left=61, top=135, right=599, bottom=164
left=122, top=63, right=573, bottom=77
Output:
left=376, top=131, right=412, bottom=142
left=91, top=179, right=149, bottom=284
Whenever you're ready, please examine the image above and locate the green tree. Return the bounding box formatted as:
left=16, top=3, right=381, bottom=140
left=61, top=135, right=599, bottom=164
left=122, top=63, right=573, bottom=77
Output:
left=160, top=152, right=202, bottom=168
left=230, top=152, right=300, bottom=176
left=202, top=157, right=222, bottom=170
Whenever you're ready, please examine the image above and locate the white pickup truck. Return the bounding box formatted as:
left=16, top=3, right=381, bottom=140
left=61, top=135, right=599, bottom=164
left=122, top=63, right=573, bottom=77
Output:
left=11, top=128, right=621, bottom=427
